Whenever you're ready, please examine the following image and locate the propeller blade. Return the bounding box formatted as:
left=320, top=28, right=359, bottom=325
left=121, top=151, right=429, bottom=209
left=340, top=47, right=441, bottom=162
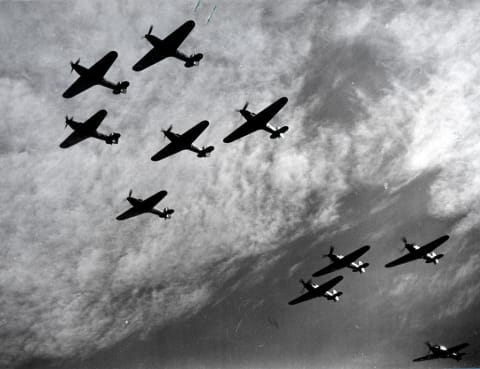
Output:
left=128, top=189, right=132, bottom=198
left=144, top=25, right=153, bottom=38
left=235, top=102, right=249, bottom=112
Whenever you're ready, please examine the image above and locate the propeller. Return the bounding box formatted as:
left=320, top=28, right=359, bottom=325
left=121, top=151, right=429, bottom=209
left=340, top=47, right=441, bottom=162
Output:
left=64, top=115, right=72, bottom=129
left=145, top=25, right=153, bottom=38
left=162, top=125, right=173, bottom=140
left=127, top=189, right=133, bottom=199
left=299, top=279, right=312, bottom=293
left=70, top=58, right=80, bottom=73
left=399, top=237, right=409, bottom=252
left=235, top=102, right=249, bottom=112
left=323, top=246, right=334, bottom=258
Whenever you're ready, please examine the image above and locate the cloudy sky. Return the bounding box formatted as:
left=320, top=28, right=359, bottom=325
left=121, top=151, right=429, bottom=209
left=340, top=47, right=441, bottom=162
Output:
left=2, top=0, right=480, bottom=368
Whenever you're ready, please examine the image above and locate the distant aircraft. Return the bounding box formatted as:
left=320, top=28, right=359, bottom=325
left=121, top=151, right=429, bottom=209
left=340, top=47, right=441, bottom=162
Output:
left=385, top=235, right=449, bottom=268
left=132, top=20, right=203, bottom=71
left=151, top=120, right=214, bottom=161
left=413, top=341, right=469, bottom=362
left=223, top=97, right=289, bottom=143
left=60, top=110, right=120, bottom=148
left=116, top=190, right=174, bottom=221
left=312, top=245, right=370, bottom=277
left=63, top=51, right=129, bottom=98
left=288, top=276, right=343, bottom=305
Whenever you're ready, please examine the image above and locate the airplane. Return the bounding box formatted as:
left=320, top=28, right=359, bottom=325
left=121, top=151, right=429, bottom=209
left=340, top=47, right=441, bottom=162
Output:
left=60, top=110, right=120, bottom=148
left=132, top=20, right=203, bottom=71
left=116, top=190, right=174, bottom=221
left=312, top=245, right=370, bottom=277
left=288, top=275, right=343, bottom=305
left=385, top=235, right=449, bottom=268
left=223, top=97, right=289, bottom=143
left=413, top=341, right=469, bottom=362
left=151, top=120, right=214, bottom=161
left=63, top=51, right=129, bottom=98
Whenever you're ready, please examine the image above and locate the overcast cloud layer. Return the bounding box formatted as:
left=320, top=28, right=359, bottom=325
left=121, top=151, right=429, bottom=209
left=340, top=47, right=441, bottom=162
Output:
left=1, top=1, right=480, bottom=368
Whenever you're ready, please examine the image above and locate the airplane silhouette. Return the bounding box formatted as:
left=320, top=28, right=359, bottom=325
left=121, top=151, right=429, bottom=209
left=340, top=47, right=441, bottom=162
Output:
left=116, top=190, right=174, bottom=221
left=385, top=235, right=449, bottom=268
left=288, top=276, right=344, bottom=305
left=413, top=341, right=469, bottom=362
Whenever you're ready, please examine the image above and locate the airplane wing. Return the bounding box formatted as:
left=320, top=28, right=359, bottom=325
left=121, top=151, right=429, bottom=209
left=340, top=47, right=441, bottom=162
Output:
left=446, top=343, right=469, bottom=354
left=63, top=51, right=118, bottom=98
left=141, top=190, right=168, bottom=208
left=59, top=131, right=90, bottom=148
left=312, top=245, right=370, bottom=277
left=132, top=47, right=169, bottom=72
left=385, top=252, right=420, bottom=268
left=151, top=142, right=184, bottom=161
left=288, top=276, right=343, bottom=305
left=82, top=109, right=107, bottom=131
left=412, top=354, right=438, bottom=362
left=163, top=20, right=195, bottom=50
left=223, top=97, right=288, bottom=143
left=116, top=207, right=144, bottom=220
left=151, top=121, right=209, bottom=161
left=419, top=235, right=450, bottom=254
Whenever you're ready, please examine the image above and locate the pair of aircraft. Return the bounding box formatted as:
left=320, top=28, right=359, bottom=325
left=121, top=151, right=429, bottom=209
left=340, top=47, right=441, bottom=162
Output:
left=62, top=21, right=203, bottom=99
left=288, top=245, right=371, bottom=305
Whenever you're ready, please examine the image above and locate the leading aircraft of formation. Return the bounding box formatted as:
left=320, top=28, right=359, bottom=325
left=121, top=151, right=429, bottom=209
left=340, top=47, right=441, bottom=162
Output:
left=151, top=120, right=214, bottom=161
left=223, top=97, right=289, bottom=143
left=312, top=245, right=371, bottom=277
left=413, top=341, right=469, bottom=362
left=132, top=20, right=203, bottom=71
left=288, top=276, right=344, bottom=305
left=385, top=235, right=449, bottom=268
left=63, top=51, right=129, bottom=98
left=116, top=190, right=174, bottom=221
left=60, top=110, right=120, bottom=148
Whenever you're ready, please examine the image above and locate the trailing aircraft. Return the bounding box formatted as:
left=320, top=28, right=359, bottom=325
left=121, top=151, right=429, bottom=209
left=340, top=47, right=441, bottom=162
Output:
left=132, top=20, right=203, bottom=71
left=116, top=190, right=174, bottom=221
left=62, top=51, right=129, bottom=98
left=60, top=110, right=120, bottom=148
left=151, top=120, right=214, bottom=161
left=288, top=276, right=344, bottom=305
left=312, top=245, right=370, bottom=277
left=223, top=97, right=289, bottom=143
left=385, top=235, right=449, bottom=268
left=413, top=341, right=469, bottom=362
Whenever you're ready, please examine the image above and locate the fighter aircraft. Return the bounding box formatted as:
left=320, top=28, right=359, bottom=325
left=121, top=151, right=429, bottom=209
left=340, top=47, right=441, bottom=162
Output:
left=413, top=341, right=469, bottom=362
left=60, top=110, right=120, bottom=148
left=385, top=235, right=449, bottom=268
left=63, top=51, right=129, bottom=98
left=151, top=120, right=214, bottom=161
left=116, top=190, right=174, bottom=221
left=223, top=97, right=289, bottom=143
left=132, top=20, right=203, bottom=71
left=288, top=276, right=344, bottom=305
left=312, top=245, right=370, bottom=277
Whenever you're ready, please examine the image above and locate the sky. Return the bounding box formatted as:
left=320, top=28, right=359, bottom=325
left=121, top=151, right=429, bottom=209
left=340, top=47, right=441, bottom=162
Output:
left=1, top=0, right=480, bottom=368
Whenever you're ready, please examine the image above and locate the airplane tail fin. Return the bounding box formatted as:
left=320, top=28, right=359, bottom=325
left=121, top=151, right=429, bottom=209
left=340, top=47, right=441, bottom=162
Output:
left=184, top=53, right=203, bottom=68
left=197, top=146, right=215, bottom=158
left=270, top=126, right=289, bottom=139
left=113, top=81, right=129, bottom=94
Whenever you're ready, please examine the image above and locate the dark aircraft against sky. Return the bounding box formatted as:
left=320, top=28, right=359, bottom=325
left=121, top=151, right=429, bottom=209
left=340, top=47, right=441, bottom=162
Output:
left=413, top=341, right=469, bottom=362
left=385, top=235, right=449, bottom=268
left=151, top=120, right=214, bottom=161
left=223, top=97, right=289, bottom=143
left=312, top=245, right=371, bottom=277
left=288, top=275, right=344, bottom=305
left=62, top=51, right=129, bottom=98
left=60, top=109, right=120, bottom=149
left=116, top=190, right=174, bottom=221
left=132, top=20, right=203, bottom=71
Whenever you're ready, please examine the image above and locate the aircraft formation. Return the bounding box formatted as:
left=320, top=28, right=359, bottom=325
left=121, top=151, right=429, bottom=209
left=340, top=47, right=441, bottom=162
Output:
left=60, top=18, right=470, bottom=365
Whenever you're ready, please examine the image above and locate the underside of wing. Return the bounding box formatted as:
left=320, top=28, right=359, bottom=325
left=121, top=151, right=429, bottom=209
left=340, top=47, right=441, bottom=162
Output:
left=385, top=252, right=419, bottom=268
left=116, top=207, right=143, bottom=220
left=89, top=51, right=118, bottom=78
left=252, top=97, right=288, bottom=127
left=142, top=190, right=168, bottom=208
left=151, top=142, right=184, bottom=161
left=181, top=120, right=209, bottom=145
left=132, top=47, right=169, bottom=71
left=288, top=290, right=317, bottom=305
left=163, top=20, right=195, bottom=50
left=82, top=109, right=107, bottom=131
left=312, top=262, right=343, bottom=277
left=223, top=120, right=261, bottom=143
left=420, top=235, right=450, bottom=254
left=413, top=354, right=437, bottom=362
left=59, top=131, right=90, bottom=148
left=317, top=275, right=344, bottom=293
left=62, top=76, right=97, bottom=98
